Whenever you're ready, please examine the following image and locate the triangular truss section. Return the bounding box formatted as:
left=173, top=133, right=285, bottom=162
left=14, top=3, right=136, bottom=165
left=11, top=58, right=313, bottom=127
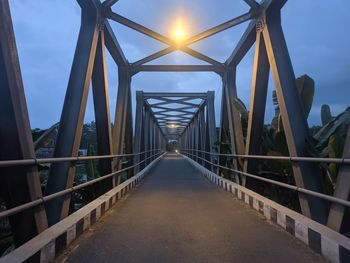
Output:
left=104, top=0, right=261, bottom=75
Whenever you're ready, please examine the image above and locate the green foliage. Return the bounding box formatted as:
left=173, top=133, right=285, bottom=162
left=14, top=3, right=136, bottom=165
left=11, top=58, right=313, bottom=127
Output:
left=271, top=74, right=315, bottom=132
left=321, top=104, right=332, bottom=126
left=220, top=74, right=349, bottom=210
left=85, top=144, right=97, bottom=180
left=296, top=74, right=315, bottom=118
left=314, top=107, right=350, bottom=148
left=271, top=90, right=279, bottom=131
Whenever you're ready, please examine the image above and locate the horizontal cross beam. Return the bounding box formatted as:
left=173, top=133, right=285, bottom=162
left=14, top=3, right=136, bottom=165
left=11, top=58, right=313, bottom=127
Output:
left=144, top=92, right=208, bottom=98
left=132, top=65, right=224, bottom=75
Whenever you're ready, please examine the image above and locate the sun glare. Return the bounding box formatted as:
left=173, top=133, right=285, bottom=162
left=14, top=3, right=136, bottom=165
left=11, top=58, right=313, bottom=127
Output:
left=172, top=19, right=187, bottom=43
left=175, top=27, right=185, bottom=41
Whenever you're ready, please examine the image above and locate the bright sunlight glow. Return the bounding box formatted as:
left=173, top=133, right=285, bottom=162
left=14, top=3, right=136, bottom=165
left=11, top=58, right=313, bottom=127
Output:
left=175, top=27, right=185, bottom=41
left=172, top=19, right=187, bottom=43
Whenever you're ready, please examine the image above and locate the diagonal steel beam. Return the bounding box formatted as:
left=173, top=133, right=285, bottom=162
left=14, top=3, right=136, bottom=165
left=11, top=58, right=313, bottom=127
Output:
left=243, top=0, right=260, bottom=8
left=104, top=20, right=127, bottom=66
left=102, top=0, right=119, bottom=8
left=183, top=11, right=255, bottom=46
left=243, top=31, right=269, bottom=184
left=154, top=112, right=195, bottom=118
left=226, top=0, right=286, bottom=66
left=91, top=30, right=114, bottom=193
left=262, top=5, right=327, bottom=223
left=132, top=11, right=256, bottom=66
left=151, top=105, right=197, bottom=111
left=107, top=11, right=221, bottom=66
left=0, top=0, right=48, bottom=245
left=181, top=47, right=223, bottom=67
left=107, top=11, right=173, bottom=45
left=226, top=20, right=256, bottom=66
left=149, top=99, right=199, bottom=107
left=327, top=126, right=350, bottom=232
left=133, top=47, right=176, bottom=67
left=45, top=4, right=100, bottom=225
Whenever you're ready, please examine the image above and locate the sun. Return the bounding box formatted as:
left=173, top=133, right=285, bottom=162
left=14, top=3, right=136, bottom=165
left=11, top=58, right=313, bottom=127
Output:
left=175, top=27, right=185, bottom=41
left=172, top=20, right=187, bottom=43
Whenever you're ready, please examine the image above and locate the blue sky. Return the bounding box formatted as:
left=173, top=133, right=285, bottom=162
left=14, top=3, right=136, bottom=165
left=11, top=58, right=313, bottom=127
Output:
left=9, top=0, right=350, bottom=129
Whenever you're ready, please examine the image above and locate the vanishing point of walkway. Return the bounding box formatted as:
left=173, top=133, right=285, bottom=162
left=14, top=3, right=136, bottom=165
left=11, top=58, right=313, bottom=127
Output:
left=63, top=154, right=325, bottom=263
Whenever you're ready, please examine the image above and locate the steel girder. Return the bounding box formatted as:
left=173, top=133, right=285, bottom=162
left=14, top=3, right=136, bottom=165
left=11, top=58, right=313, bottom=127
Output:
left=142, top=92, right=208, bottom=139
left=133, top=92, right=165, bottom=173
left=218, top=0, right=335, bottom=225
left=243, top=31, right=269, bottom=186
left=45, top=2, right=101, bottom=225
left=0, top=0, right=48, bottom=247
left=92, top=30, right=115, bottom=194
left=262, top=6, right=328, bottom=223
left=177, top=92, right=217, bottom=172
left=327, top=126, right=350, bottom=232
left=45, top=0, right=132, bottom=225
left=0, top=0, right=348, bottom=237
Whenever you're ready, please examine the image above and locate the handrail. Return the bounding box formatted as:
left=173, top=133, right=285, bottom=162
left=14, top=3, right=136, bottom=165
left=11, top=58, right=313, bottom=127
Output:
left=181, top=149, right=350, bottom=164
left=0, top=151, right=164, bottom=220
left=180, top=151, right=350, bottom=208
left=0, top=149, right=161, bottom=168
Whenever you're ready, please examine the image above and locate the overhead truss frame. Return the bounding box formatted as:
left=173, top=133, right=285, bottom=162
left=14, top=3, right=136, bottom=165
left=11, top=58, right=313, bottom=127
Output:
left=0, top=0, right=349, bottom=249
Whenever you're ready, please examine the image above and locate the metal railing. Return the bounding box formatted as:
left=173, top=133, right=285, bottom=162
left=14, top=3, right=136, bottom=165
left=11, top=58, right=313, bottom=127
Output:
left=0, top=150, right=164, bottom=220
left=180, top=149, right=350, bottom=208
left=182, top=149, right=350, bottom=164
left=0, top=149, right=161, bottom=168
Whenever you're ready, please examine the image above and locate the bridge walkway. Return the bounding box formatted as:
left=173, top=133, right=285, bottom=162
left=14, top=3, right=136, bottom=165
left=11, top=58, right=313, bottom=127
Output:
left=60, top=154, right=325, bottom=263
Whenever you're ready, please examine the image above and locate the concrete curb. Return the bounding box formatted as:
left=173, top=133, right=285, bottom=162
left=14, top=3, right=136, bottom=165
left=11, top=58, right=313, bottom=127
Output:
left=0, top=153, right=165, bottom=263
left=183, top=155, right=350, bottom=263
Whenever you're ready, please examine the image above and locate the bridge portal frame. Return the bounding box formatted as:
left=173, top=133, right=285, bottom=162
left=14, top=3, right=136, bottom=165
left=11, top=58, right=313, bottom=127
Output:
left=1, top=0, right=350, bottom=249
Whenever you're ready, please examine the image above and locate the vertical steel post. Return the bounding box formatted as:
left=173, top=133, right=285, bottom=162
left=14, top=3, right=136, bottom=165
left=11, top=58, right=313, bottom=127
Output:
left=194, top=113, right=200, bottom=162
left=112, top=66, right=131, bottom=184
left=218, top=79, right=238, bottom=180
left=133, top=91, right=144, bottom=173
left=206, top=91, right=217, bottom=171
left=199, top=107, right=206, bottom=166
left=143, top=107, right=150, bottom=164
left=225, top=69, right=245, bottom=175
left=124, top=85, right=134, bottom=178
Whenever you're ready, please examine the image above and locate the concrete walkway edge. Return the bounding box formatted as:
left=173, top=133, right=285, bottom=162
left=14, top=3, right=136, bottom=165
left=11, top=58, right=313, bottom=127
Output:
left=183, top=154, right=350, bottom=263
left=0, top=153, right=165, bottom=263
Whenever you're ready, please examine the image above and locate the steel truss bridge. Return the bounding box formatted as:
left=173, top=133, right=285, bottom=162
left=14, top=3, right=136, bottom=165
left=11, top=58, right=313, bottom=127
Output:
left=0, top=0, right=349, bottom=262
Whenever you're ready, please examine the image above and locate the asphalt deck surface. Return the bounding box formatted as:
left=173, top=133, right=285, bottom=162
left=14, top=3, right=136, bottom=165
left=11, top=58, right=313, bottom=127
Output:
left=62, top=154, right=325, bottom=263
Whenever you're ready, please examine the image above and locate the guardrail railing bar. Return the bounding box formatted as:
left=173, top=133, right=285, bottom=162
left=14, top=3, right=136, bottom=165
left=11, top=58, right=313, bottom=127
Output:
left=181, top=149, right=350, bottom=164
left=181, top=151, right=350, bottom=208
left=0, top=151, right=164, bottom=220
left=0, top=149, right=161, bottom=168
